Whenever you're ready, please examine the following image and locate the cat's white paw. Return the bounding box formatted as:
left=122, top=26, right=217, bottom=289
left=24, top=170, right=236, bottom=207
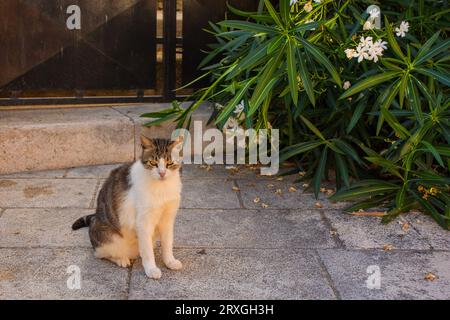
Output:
left=145, top=266, right=162, bottom=279
left=165, top=258, right=183, bottom=271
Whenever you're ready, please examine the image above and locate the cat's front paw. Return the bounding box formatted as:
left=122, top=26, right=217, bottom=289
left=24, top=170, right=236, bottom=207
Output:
left=165, top=258, right=183, bottom=271
left=144, top=266, right=162, bottom=279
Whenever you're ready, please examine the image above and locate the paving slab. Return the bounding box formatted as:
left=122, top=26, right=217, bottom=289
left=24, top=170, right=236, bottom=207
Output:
left=175, top=209, right=337, bottom=249
left=65, top=164, right=123, bottom=179
left=180, top=179, right=241, bottom=209
left=129, top=249, right=336, bottom=300
left=0, top=107, right=134, bottom=174
left=318, top=249, right=450, bottom=299
left=0, top=178, right=97, bottom=208
left=405, top=212, right=450, bottom=250
left=236, top=179, right=346, bottom=210
left=0, top=248, right=129, bottom=299
left=322, top=211, right=432, bottom=250
left=0, top=208, right=91, bottom=248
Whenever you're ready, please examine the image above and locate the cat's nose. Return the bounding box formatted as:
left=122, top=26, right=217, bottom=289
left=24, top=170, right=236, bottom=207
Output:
left=159, top=171, right=166, bottom=178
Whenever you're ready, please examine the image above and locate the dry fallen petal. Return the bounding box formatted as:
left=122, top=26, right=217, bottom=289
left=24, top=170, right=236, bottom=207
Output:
left=276, top=177, right=284, bottom=181
left=261, top=203, right=269, bottom=209
left=302, top=183, right=309, bottom=188
left=351, top=211, right=387, bottom=217
left=253, top=197, right=261, bottom=203
left=232, top=186, right=240, bottom=192
left=315, top=202, right=323, bottom=208
left=330, top=229, right=337, bottom=236
left=267, top=183, right=275, bottom=188
left=383, top=244, right=394, bottom=251
left=320, top=187, right=327, bottom=193
left=326, top=189, right=335, bottom=195
left=401, top=222, right=410, bottom=232
left=288, top=186, right=297, bottom=193
left=275, top=189, right=282, bottom=195
left=298, top=171, right=306, bottom=177
left=424, top=273, right=437, bottom=281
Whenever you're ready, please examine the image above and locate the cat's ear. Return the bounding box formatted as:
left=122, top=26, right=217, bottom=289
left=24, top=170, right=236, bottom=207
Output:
left=169, top=135, right=184, bottom=149
left=140, top=135, right=155, bottom=150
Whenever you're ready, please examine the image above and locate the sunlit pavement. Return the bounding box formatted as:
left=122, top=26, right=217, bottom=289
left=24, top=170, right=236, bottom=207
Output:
left=0, top=164, right=449, bottom=299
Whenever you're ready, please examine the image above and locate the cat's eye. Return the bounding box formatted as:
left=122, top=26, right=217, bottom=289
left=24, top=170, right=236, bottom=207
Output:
left=147, top=160, right=158, bottom=166
left=166, top=160, right=174, bottom=167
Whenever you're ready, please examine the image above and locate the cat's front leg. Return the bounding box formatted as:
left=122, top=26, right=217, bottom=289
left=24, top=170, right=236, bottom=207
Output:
left=159, top=200, right=182, bottom=271
left=137, top=209, right=162, bottom=279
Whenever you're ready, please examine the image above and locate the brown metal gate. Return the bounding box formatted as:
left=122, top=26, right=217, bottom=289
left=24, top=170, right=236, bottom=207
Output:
left=0, top=0, right=256, bottom=106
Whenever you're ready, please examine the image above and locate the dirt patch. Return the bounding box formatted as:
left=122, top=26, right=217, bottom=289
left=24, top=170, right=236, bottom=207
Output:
left=0, top=180, right=17, bottom=188
left=0, top=269, right=15, bottom=281
left=23, top=185, right=54, bottom=198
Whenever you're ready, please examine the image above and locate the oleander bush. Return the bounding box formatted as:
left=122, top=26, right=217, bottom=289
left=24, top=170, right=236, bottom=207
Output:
left=142, top=0, right=450, bottom=229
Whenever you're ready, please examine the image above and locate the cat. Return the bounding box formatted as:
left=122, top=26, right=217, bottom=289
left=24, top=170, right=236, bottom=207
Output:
left=72, top=135, right=184, bottom=279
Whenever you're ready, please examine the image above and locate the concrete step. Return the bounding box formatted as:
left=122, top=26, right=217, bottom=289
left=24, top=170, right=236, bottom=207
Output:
left=0, top=103, right=212, bottom=174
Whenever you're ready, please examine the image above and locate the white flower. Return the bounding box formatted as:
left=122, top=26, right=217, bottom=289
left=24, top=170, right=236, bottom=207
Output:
left=368, top=8, right=380, bottom=19
left=360, top=36, right=373, bottom=47
left=343, top=81, right=351, bottom=90
left=290, top=0, right=298, bottom=5
left=395, top=21, right=409, bottom=37
left=314, top=0, right=321, bottom=3
left=363, top=20, right=374, bottom=30
left=215, top=103, right=224, bottom=110
left=234, top=100, right=245, bottom=115
left=345, top=48, right=356, bottom=59
left=354, top=45, right=369, bottom=63
left=304, top=1, right=313, bottom=12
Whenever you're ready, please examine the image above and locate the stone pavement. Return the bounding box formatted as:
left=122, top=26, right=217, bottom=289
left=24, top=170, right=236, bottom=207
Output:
left=0, top=164, right=449, bottom=300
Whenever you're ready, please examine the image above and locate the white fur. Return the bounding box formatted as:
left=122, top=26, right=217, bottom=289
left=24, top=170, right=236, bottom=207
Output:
left=94, top=160, right=182, bottom=279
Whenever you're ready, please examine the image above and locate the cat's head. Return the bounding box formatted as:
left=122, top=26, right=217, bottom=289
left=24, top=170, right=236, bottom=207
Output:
left=140, top=135, right=183, bottom=180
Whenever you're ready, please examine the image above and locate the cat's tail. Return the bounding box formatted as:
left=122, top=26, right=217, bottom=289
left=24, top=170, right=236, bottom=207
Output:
left=72, top=214, right=95, bottom=230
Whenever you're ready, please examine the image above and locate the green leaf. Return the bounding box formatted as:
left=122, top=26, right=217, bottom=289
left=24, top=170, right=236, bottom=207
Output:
left=365, top=157, right=404, bottom=180
left=415, top=68, right=450, bottom=87
left=339, top=71, right=401, bottom=99
left=280, top=140, right=325, bottom=162
left=331, top=183, right=400, bottom=201
left=279, top=0, right=290, bottom=24
left=398, top=73, right=409, bottom=108
left=414, top=37, right=450, bottom=66
left=218, top=20, right=276, bottom=34
left=346, top=97, right=366, bottom=133
left=384, top=16, right=406, bottom=60
left=413, top=31, right=440, bottom=64
left=249, top=45, right=285, bottom=115
left=215, top=77, right=256, bottom=124
left=313, top=147, right=328, bottom=198
left=297, top=48, right=315, bottom=105
left=380, top=107, right=410, bottom=139
left=395, top=183, right=408, bottom=209
left=300, top=115, right=326, bottom=140
left=407, top=78, right=424, bottom=125
left=264, top=0, right=284, bottom=29
left=287, top=39, right=298, bottom=105
left=248, top=77, right=278, bottom=116
left=335, top=153, right=350, bottom=187
left=300, top=39, right=341, bottom=86
left=421, top=141, right=445, bottom=167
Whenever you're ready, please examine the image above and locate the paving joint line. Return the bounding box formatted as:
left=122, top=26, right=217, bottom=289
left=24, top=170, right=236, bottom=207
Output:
left=318, top=210, right=346, bottom=249
left=89, top=179, right=102, bottom=209
left=314, top=249, right=342, bottom=300
left=232, top=180, right=246, bottom=209
left=111, top=106, right=137, bottom=161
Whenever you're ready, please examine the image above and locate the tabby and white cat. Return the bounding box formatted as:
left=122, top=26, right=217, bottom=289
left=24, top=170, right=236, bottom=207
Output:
left=72, top=135, right=183, bottom=279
